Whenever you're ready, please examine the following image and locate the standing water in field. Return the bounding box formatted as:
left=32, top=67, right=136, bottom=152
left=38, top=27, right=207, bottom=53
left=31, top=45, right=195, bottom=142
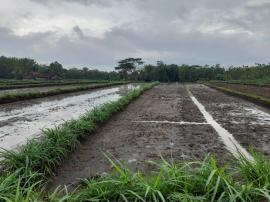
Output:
left=0, top=84, right=140, bottom=150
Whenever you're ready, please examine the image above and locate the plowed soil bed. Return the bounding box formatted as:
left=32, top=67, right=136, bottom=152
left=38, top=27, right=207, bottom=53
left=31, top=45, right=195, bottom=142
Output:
left=211, top=82, right=270, bottom=98
left=48, top=84, right=270, bottom=190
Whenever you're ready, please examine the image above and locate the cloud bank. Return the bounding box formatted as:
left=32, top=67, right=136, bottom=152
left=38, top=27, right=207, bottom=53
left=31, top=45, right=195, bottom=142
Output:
left=0, top=0, right=269, bottom=69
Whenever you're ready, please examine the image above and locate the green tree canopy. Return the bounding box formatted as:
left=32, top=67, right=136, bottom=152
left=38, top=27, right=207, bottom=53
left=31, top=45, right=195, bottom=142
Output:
left=115, top=58, right=144, bottom=73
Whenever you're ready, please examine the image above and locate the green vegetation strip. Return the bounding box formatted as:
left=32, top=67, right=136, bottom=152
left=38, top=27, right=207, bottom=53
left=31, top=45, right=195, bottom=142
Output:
left=0, top=80, right=110, bottom=90
left=0, top=82, right=128, bottom=104
left=0, top=82, right=159, bottom=201
left=206, top=84, right=270, bottom=109
left=54, top=152, right=270, bottom=201
left=207, top=79, right=270, bottom=87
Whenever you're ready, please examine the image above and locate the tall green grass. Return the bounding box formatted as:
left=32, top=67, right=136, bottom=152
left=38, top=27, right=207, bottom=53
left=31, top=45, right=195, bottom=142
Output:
left=52, top=153, right=270, bottom=202
left=1, top=147, right=270, bottom=201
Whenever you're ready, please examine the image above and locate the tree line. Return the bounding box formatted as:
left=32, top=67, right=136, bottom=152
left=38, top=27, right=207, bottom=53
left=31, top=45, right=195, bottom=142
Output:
left=0, top=56, right=269, bottom=81
left=0, top=56, right=120, bottom=80
left=115, top=58, right=270, bottom=82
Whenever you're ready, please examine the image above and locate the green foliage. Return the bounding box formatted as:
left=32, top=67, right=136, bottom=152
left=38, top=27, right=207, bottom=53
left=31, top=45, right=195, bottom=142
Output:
left=115, top=58, right=144, bottom=80
left=52, top=153, right=270, bottom=202
left=1, top=55, right=270, bottom=83
left=0, top=169, right=42, bottom=201
left=1, top=151, right=270, bottom=201
left=237, top=150, right=270, bottom=190
left=139, top=64, right=225, bottom=82
left=115, top=58, right=144, bottom=72
left=0, top=56, right=120, bottom=80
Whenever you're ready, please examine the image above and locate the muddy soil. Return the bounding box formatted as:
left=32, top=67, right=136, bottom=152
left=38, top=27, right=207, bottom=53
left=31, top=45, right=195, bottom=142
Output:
left=212, top=83, right=270, bottom=99
left=0, top=84, right=96, bottom=95
left=47, top=84, right=230, bottom=190
left=189, top=84, right=270, bottom=156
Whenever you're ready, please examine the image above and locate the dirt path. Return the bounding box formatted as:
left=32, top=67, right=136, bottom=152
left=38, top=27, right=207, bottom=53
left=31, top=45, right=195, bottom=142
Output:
left=48, top=84, right=230, bottom=190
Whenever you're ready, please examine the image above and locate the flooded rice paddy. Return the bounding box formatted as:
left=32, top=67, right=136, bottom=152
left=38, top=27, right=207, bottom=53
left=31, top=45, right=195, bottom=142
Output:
left=0, top=84, right=139, bottom=150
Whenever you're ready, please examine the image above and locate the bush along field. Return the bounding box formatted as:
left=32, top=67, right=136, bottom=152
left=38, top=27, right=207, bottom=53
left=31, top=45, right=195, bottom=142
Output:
left=0, top=81, right=129, bottom=104
left=0, top=82, right=270, bottom=201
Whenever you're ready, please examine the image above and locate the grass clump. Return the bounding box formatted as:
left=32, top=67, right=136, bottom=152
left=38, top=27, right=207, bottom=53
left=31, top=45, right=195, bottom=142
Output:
left=0, top=169, right=43, bottom=201
left=1, top=147, right=270, bottom=201
left=51, top=153, right=270, bottom=202
left=237, top=150, right=270, bottom=190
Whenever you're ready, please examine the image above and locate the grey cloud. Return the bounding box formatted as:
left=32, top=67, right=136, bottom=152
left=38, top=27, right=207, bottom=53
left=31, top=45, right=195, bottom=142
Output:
left=1, top=0, right=270, bottom=69
left=30, top=0, right=117, bottom=6
left=73, top=26, right=84, bottom=38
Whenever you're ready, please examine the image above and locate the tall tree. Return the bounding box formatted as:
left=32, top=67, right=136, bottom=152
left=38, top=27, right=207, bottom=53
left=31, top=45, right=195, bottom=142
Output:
left=48, top=61, right=64, bottom=78
left=115, top=58, right=144, bottom=79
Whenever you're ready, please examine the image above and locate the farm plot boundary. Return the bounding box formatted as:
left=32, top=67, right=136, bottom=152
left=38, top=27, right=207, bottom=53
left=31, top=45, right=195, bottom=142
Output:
left=206, top=84, right=270, bottom=109
left=0, top=80, right=109, bottom=90
left=0, top=81, right=129, bottom=104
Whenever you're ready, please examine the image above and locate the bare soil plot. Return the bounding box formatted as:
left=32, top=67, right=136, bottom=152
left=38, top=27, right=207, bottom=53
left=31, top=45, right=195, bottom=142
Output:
left=189, top=84, right=270, bottom=157
left=211, top=82, right=270, bottom=99
left=48, top=84, right=231, bottom=190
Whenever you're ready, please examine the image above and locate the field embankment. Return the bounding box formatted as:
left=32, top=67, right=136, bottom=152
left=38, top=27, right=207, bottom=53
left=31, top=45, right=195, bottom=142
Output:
left=0, top=84, right=106, bottom=95
left=208, top=78, right=270, bottom=87
left=0, top=81, right=128, bottom=104
left=0, top=80, right=109, bottom=90
left=206, top=82, right=270, bottom=109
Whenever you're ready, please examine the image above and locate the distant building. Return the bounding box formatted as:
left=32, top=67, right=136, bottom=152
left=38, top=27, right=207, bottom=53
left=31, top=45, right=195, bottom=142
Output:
left=32, top=72, right=50, bottom=80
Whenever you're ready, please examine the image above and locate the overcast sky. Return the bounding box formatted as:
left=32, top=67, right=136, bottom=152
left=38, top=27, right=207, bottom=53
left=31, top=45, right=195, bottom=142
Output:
left=0, top=0, right=270, bottom=70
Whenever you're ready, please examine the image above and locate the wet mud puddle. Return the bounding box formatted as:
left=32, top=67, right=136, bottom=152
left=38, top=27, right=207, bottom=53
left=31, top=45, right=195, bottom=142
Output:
left=0, top=84, right=139, bottom=150
left=228, top=105, right=270, bottom=125
left=187, top=88, right=253, bottom=160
